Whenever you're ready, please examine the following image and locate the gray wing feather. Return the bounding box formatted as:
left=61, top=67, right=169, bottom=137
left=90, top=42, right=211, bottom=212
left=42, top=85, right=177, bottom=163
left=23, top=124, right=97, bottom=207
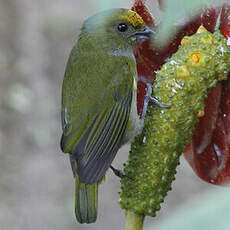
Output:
left=71, top=89, right=132, bottom=184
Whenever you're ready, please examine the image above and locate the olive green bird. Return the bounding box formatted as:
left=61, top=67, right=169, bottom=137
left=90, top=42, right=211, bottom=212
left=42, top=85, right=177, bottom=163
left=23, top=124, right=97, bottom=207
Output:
left=60, top=8, right=160, bottom=224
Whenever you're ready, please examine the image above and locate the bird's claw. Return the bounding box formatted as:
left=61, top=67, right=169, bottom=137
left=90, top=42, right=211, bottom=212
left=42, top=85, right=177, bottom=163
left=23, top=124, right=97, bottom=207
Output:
left=149, top=96, right=171, bottom=108
left=110, top=166, right=131, bottom=179
left=141, top=83, right=171, bottom=120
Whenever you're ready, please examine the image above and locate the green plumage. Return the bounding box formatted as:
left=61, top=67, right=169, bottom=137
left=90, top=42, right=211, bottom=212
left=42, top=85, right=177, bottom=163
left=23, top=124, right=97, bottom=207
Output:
left=60, top=8, right=150, bottom=223
left=75, top=173, right=98, bottom=223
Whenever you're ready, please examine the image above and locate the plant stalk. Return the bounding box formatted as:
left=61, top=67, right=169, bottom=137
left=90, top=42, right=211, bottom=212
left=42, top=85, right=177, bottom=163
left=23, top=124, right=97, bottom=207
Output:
left=125, top=211, right=145, bottom=230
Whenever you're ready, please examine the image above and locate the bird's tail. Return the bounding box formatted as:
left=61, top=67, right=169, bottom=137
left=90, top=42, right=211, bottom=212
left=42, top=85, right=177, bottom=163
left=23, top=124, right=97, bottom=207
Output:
left=75, top=175, right=98, bottom=224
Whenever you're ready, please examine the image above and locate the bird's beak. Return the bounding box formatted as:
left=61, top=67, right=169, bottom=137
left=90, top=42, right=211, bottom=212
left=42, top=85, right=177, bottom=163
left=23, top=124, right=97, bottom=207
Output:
left=132, top=26, right=154, bottom=40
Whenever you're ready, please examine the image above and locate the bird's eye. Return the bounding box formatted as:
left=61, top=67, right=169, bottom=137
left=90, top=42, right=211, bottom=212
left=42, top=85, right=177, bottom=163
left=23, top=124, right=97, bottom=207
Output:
left=117, top=23, right=128, bottom=32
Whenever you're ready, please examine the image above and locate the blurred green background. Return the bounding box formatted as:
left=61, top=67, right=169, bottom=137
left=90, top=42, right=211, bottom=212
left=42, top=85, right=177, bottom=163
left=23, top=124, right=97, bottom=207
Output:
left=0, top=0, right=227, bottom=229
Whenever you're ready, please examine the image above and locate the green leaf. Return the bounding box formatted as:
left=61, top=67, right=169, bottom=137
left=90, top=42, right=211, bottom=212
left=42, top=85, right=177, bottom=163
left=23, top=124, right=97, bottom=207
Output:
left=149, top=187, right=230, bottom=230
left=157, top=0, right=227, bottom=44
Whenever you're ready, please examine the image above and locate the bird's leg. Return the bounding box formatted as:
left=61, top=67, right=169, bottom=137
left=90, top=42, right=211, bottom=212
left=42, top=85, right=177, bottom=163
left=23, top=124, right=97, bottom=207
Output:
left=110, top=165, right=130, bottom=179
left=141, top=83, right=171, bottom=120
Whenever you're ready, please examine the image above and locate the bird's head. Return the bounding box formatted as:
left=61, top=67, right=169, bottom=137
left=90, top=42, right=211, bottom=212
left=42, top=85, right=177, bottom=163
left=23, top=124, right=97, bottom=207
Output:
left=82, top=8, right=154, bottom=55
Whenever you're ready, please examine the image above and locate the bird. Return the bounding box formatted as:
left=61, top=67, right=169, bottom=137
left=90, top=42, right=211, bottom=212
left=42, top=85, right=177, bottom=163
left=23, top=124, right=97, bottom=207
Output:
left=60, top=8, right=156, bottom=224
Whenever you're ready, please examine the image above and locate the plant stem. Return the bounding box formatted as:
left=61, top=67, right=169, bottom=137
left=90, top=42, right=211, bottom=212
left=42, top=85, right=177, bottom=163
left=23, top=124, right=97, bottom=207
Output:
left=125, top=211, right=145, bottom=230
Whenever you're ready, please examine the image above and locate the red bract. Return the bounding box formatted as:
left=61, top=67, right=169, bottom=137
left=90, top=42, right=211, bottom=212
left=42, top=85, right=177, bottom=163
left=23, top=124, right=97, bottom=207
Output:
left=184, top=4, right=230, bottom=185
left=220, top=4, right=230, bottom=38
left=134, top=1, right=220, bottom=114
left=133, top=0, right=230, bottom=185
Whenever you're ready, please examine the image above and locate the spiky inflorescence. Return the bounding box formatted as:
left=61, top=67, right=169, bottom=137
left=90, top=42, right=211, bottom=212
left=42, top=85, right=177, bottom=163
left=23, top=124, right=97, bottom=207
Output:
left=119, top=26, right=230, bottom=217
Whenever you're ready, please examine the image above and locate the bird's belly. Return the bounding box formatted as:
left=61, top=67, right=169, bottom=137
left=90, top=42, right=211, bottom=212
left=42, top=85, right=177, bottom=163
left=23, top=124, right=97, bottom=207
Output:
left=122, top=90, right=144, bottom=144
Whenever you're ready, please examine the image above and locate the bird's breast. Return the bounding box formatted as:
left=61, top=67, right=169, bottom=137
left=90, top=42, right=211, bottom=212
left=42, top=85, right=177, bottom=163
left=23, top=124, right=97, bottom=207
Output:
left=122, top=77, right=144, bottom=144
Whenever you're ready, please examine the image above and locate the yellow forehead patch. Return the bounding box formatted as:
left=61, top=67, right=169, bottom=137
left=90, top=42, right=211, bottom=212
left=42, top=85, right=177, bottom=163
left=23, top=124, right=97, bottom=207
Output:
left=119, top=10, right=145, bottom=27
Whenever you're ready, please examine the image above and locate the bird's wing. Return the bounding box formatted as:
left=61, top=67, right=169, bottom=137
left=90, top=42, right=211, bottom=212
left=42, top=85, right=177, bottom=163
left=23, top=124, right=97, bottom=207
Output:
left=61, top=85, right=133, bottom=184
left=60, top=45, right=135, bottom=184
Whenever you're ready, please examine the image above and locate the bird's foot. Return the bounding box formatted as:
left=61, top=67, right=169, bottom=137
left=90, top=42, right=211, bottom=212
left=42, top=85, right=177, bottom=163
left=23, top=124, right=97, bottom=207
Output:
left=141, top=83, right=171, bottom=120
left=110, top=166, right=130, bottom=179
